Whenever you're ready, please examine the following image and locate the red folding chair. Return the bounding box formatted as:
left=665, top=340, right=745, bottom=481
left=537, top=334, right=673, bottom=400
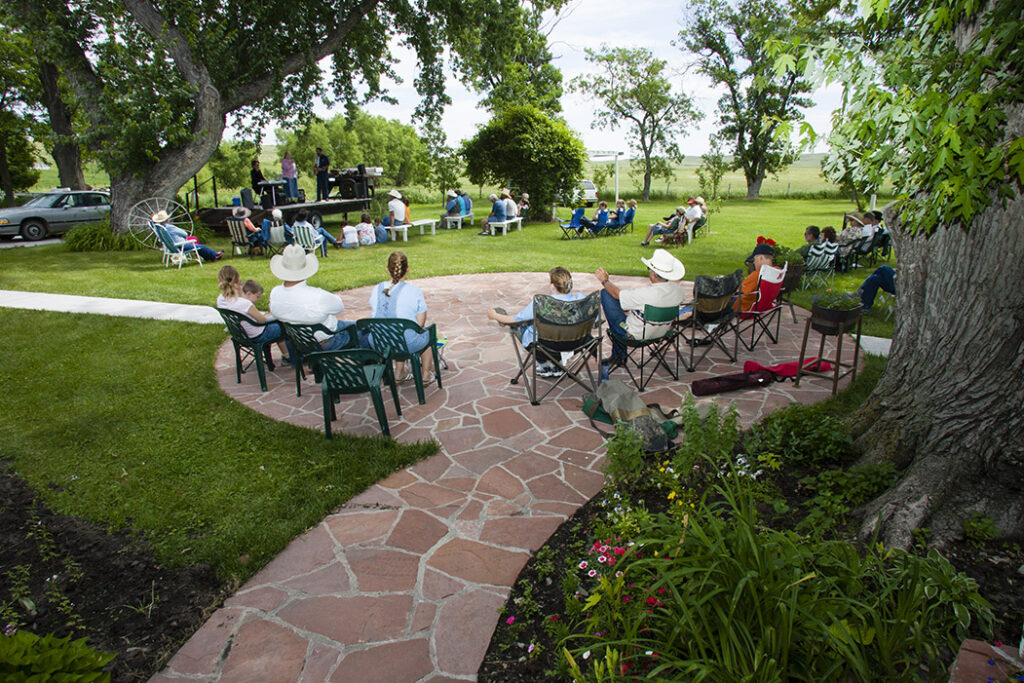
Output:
left=736, top=263, right=787, bottom=351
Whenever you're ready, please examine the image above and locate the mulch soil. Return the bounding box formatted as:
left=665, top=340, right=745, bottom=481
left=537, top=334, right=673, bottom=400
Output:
left=0, top=461, right=227, bottom=682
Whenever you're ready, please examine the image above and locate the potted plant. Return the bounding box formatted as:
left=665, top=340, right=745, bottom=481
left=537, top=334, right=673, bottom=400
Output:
left=773, top=245, right=805, bottom=294
left=811, top=290, right=863, bottom=335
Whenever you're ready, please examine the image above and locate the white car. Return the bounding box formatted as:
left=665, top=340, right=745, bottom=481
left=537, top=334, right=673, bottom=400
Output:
left=560, top=180, right=599, bottom=207
left=0, top=190, right=112, bottom=241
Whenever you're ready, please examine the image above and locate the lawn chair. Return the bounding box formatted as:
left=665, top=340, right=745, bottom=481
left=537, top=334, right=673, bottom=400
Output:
left=802, top=241, right=837, bottom=289
left=217, top=308, right=279, bottom=392
left=681, top=270, right=743, bottom=372
left=151, top=221, right=203, bottom=268
left=616, top=207, right=636, bottom=234
left=619, top=304, right=683, bottom=391
left=503, top=292, right=603, bottom=405
left=660, top=226, right=688, bottom=248
left=691, top=214, right=708, bottom=239
left=303, top=348, right=402, bottom=440
left=266, top=220, right=287, bottom=256
left=356, top=318, right=443, bottom=405
left=581, top=211, right=609, bottom=237
left=279, top=321, right=357, bottom=397
left=226, top=217, right=259, bottom=257
left=559, top=208, right=585, bottom=240
left=737, top=263, right=787, bottom=352
left=292, top=223, right=326, bottom=257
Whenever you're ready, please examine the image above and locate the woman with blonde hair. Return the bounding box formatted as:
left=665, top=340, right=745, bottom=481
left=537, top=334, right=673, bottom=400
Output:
left=487, top=267, right=584, bottom=377
left=216, top=265, right=290, bottom=361
left=368, top=252, right=434, bottom=381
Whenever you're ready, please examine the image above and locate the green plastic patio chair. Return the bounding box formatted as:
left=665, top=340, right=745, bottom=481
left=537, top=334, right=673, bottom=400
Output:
left=303, top=348, right=401, bottom=440
left=217, top=308, right=279, bottom=392
left=355, top=318, right=442, bottom=405
left=279, top=321, right=357, bottom=397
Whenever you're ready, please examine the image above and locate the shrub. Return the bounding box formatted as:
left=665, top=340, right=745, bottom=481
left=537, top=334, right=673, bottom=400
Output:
left=64, top=220, right=148, bottom=252
left=0, top=628, right=114, bottom=681
left=560, top=479, right=993, bottom=681
left=745, top=405, right=856, bottom=467
left=602, top=422, right=645, bottom=488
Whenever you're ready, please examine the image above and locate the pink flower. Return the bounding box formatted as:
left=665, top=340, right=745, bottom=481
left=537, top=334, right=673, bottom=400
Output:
left=528, top=643, right=535, bottom=654
left=506, top=616, right=515, bottom=625
left=588, top=569, right=598, bottom=577
left=614, top=547, right=625, bottom=555
left=597, top=555, right=607, bottom=563
left=578, top=560, right=588, bottom=569
left=615, top=571, right=624, bottom=577
left=607, top=557, right=616, bottom=566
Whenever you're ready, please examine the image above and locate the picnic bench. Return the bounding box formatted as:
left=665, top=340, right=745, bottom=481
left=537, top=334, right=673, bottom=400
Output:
left=488, top=216, right=523, bottom=236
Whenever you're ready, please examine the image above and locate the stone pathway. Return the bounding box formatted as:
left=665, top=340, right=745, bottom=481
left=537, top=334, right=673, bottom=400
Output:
left=151, top=272, right=869, bottom=682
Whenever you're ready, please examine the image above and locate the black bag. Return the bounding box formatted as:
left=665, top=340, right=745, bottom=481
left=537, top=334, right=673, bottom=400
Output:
left=691, top=370, right=776, bottom=396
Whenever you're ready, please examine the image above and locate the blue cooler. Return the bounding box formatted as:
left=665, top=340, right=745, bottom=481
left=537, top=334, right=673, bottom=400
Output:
left=232, top=196, right=241, bottom=207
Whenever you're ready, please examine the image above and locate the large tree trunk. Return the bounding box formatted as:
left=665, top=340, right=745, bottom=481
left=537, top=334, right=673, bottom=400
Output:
left=851, top=190, right=1024, bottom=549
left=37, top=60, right=86, bottom=191
left=744, top=174, right=763, bottom=199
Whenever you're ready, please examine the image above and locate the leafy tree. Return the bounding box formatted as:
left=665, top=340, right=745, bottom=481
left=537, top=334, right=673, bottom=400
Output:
left=205, top=140, right=258, bottom=191
left=348, top=113, right=429, bottom=186
left=6, top=0, right=567, bottom=230
left=453, top=9, right=563, bottom=115
left=0, top=28, right=40, bottom=205
left=462, top=105, right=585, bottom=215
left=2, top=131, right=41, bottom=197
left=35, top=59, right=86, bottom=190
left=696, top=142, right=728, bottom=202
left=571, top=47, right=701, bottom=201
left=783, top=0, right=1024, bottom=547
left=680, top=0, right=814, bottom=199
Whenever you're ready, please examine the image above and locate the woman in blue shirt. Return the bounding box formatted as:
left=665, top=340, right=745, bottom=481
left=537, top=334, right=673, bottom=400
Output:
left=368, top=251, right=434, bottom=381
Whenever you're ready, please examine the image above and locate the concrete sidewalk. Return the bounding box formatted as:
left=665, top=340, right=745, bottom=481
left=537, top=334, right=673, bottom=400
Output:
left=0, top=289, right=222, bottom=324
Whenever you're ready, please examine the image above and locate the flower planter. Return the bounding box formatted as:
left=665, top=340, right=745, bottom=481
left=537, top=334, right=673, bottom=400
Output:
left=780, top=263, right=804, bottom=295
left=810, top=302, right=863, bottom=335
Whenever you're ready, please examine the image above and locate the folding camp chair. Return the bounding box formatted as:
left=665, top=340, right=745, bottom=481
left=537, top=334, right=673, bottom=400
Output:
left=617, top=207, right=635, bottom=233
left=559, top=208, right=585, bottom=240
left=303, top=348, right=401, bottom=440
left=690, top=214, right=708, bottom=239
left=356, top=318, right=443, bottom=405
left=802, top=242, right=837, bottom=289
left=265, top=220, right=287, bottom=256
left=217, top=308, right=279, bottom=391
left=292, top=223, right=327, bottom=256
left=736, top=263, right=787, bottom=352
left=619, top=305, right=683, bottom=391
left=681, top=270, right=743, bottom=372
left=226, top=217, right=262, bottom=257
left=580, top=211, right=609, bottom=237
left=503, top=292, right=603, bottom=405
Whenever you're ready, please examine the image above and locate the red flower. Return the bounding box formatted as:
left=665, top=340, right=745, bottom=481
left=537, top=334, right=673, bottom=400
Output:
left=756, top=235, right=777, bottom=246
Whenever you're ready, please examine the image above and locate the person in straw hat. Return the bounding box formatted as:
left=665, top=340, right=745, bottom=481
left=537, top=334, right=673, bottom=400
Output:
left=440, top=189, right=460, bottom=226
left=594, top=248, right=687, bottom=370
left=231, top=205, right=266, bottom=250
left=268, top=245, right=356, bottom=350
left=151, top=210, right=222, bottom=261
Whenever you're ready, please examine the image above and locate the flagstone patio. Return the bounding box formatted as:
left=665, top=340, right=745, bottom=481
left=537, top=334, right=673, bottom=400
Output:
left=155, top=271, right=863, bottom=682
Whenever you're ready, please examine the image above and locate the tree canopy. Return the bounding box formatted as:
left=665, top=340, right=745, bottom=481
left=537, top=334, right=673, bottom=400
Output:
left=680, top=0, right=814, bottom=199
left=461, top=105, right=585, bottom=212
left=5, top=0, right=567, bottom=228
left=572, top=46, right=701, bottom=201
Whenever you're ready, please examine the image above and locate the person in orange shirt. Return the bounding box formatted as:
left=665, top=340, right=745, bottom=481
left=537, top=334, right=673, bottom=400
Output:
left=736, top=242, right=774, bottom=312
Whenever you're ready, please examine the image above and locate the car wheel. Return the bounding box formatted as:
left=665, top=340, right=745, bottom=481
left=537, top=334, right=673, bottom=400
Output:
left=21, top=219, right=48, bottom=241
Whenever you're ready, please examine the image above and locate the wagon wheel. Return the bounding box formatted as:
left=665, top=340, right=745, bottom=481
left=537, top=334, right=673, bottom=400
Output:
left=128, top=198, right=194, bottom=250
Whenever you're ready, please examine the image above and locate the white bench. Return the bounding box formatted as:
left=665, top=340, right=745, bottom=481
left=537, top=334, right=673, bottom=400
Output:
left=488, top=216, right=523, bottom=236
left=440, top=215, right=467, bottom=229
left=386, top=224, right=409, bottom=242
left=411, top=218, right=438, bottom=236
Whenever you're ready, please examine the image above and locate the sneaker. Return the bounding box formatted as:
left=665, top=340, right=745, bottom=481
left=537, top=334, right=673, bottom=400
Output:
left=537, top=362, right=563, bottom=378
left=477, top=230, right=490, bottom=236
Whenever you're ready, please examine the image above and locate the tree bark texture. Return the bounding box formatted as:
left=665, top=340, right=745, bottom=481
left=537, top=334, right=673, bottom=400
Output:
left=745, top=174, right=763, bottom=199
left=852, top=184, right=1024, bottom=548
left=37, top=60, right=85, bottom=191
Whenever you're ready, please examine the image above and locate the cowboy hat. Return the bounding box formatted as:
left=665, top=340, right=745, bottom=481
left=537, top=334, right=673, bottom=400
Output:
left=151, top=210, right=171, bottom=223
left=641, top=248, right=685, bottom=281
left=232, top=206, right=251, bottom=218
left=446, top=190, right=457, bottom=198
left=270, top=244, right=319, bottom=281
left=388, top=189, right=402, bottom=199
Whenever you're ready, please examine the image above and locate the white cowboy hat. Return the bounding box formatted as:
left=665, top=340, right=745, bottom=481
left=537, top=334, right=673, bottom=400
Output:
left=270, top=244, right=319, bottom=281
left=232, top=206, right=251, bottom=218
left=446, top=190, right=457, bottom=198
left=500, top=189, right=510, bottom=198
left=388, top=189, right=402, bottom=199
left=521, top=192, right=529, bottom=199
left=151, top=210, right=171, bottom=223
left=641, top=248, right=685, bottom=281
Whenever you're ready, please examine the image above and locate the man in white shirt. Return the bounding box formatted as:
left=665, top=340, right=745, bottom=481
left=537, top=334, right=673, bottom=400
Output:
left=269, top=245, right=355, bottom=350
left=375, top=188, right=405, bottom=242
left=594, top=248, right=687, bottom=368
left=501, top=189, right=517, bottom=218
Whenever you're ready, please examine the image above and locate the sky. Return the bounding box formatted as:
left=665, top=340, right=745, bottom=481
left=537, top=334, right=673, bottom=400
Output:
left=272, top=0, right=842, bottom=159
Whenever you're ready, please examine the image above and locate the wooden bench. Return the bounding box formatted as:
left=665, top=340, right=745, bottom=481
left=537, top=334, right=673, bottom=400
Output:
left=488, top=216, right=523, bottom=236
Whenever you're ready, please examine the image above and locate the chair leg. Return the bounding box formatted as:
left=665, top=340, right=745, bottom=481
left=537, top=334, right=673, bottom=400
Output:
left=294, top=356, right=304, bottom=397
left=254, top=350, right=268, bottom=392
left=369, top=388, right=391, bottom=438
left=409, top=356, right=426, bottom=405
left=322, top=389, right=333, bottom=440
left=233, top=342, right=243, bottom=384
left=385, top=365, right=402, bottom=416
left=794, top=319, right=812, bottom=387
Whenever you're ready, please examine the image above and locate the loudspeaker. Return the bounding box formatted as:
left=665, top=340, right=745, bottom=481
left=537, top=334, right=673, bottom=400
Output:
left=260, top=193, right=273, bottom=210
left=297, top=189, right=306, bottom=202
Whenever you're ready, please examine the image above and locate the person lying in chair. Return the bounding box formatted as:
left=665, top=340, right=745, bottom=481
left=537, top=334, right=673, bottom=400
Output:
left=487, top=267, right=584, bottom=377
left=640, top=206, right=684, bottom=246
left=595, top=249, right=687, bottom=371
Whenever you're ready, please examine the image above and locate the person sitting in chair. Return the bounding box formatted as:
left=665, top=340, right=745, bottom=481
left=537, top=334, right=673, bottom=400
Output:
left=217, top=265, right=290, bottom=362
left=595, top=249, right=687, bottom=371
left=293, top=210, right=339, bottom=250
left=487, top=267, right=584, bottom=377
left=151, top=210, right=221, bottom=261
left=640, top=206, right=684, bottom=246
left=796, top=225, right=821, bottom=259
left=232, top=206, right=265, bottom=250
left=368, top=251, right=435, bottom=382
left=269, top=245, right=355, bottom=350
left=681, top=196, right=704, bottom=236
left=578, top=201, right=609, bottom=235
left=261, top=208, right=294, bottom=245
left=854, top=264, right=896, bottom=312
left=736, top=242, right=775, bottom=312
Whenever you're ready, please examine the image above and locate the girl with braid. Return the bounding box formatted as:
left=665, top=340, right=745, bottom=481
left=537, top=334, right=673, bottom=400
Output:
left=368, top=251, right=434, bottom=381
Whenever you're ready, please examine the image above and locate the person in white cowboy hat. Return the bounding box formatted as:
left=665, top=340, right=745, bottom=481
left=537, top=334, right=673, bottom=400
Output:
left=373, top=189, right=405, bottom=243
left=594, top=248, right=687, bottom=370
left=268, top=245, right=356, bottom=350
left=501, top=189, right=518, bottom=219
left=440, top=189, right=460, bottom=225
left=479, top=192, right=506, bottom=236
left=151, top=210, right=222, bottom=261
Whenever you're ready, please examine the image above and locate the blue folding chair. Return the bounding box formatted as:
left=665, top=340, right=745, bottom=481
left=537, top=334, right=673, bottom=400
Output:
left=559, top=208, right=585, bottom=240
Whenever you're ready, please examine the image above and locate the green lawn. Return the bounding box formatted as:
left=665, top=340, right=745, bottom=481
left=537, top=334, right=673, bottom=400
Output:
left=0, top=197, right=895, bottom=337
